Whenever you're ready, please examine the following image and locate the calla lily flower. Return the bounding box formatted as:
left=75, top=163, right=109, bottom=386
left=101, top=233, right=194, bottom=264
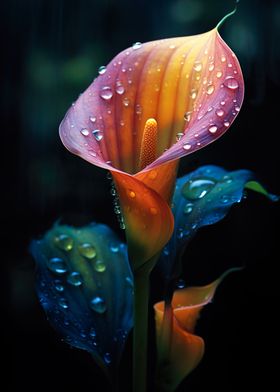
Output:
left=159, top=165, right=278, bottom=282
left=154, top=269, right=240, bottom=392
left=30, top=223, right=133, bottom=378
left=59, top=27, right=244, bottom=269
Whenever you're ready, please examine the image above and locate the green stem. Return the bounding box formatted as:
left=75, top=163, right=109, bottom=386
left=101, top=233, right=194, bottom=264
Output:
left=215, top=1, right=239, bottom=31
left=133, top=268, right=150, bottom=392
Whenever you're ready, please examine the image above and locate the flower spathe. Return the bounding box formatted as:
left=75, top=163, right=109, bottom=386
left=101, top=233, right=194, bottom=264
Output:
left=59, top=28, right=244, bottom=269
left=154, top=269, right=241, bottom=392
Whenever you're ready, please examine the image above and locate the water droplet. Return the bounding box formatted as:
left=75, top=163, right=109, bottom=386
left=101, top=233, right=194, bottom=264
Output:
left=120, top=120, right=125, bottom=126
left=235, top=106, right=240, bottom=112
left=121, top=68, right=126, bottom=73
left=176, top=132, right=184, bottom=141
left=115, top=82, right=125, bottom=95
left=67, top=271, right=83, bottom=287
left=54, top=281, right=65, bottom=292
left=79, top=243, right=97, bottom=259
left=90, top=296, right=107, bottom=314
left=177, top=279, right=186, bottom=289
left=89, top=116, right=96, bottom=123
left=126, top=276, right=133, bottom=287
left=148, top=170, right=157, bottom=179
left=123, top=97, right=130, bottom=107
left=98, top=66, right=107, bottom=75
left=184, top=111, right=192, bottom=122
left=182, top=177, right=216, bottom=200
left=221, top=55, right=226, bottom=62
left=92, top=129, right=103, bottom=142
left=150, top=207, right=158, bottom=215
left=58, top=297, right=68, bottom=309
left=120, top=222, right=126, bottom=230
left=228, top=63, right=233, bottom=68
left=89, top=328, right=96, bottom=338
left=206, top=84, right=215, bottom=95
left=216, top=109, right=224, bottom=117
left=190, top=89, right=197, bottom=100
left=208, top=125, right=218, bottom=134
left=224, top=77, right=239, bottom=90
left=177, top=228, right=184, bottom=239
left=132, top=42, right=142, bottom=50
left=216, top=71, right=222, bottom=78
left=220, top=195, right=230, bottom=204
left=184, top=203, right=193, bottom=214
left=224, top=121, right=230, bottom=127
left=129, top=190, right=136, bottom=198
left=221, top=100, right=225, bottom=106
left=183, top=143, right=192, bottom=151
left=169, top=44, right=176, bottom=49
left=54, top=234, right=74, bottom=251
left=104, top=352, right=112, bottom=364
left=48, top=257, right=68, bottom=275
left=110, top=243, right=119, bottom=253
left=94, top=260, right=106, bottom=273
left=193, top=61, right=202, bottom=72
left=136, top=104, right=142, bottom=115
left=208, top=63, right=214, bottom=71
left=100, top=86, right=113, bottom=100
left=81, top=128, right=89, bottom=136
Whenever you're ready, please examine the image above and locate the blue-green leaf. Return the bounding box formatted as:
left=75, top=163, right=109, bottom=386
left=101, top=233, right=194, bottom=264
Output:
left=160, top=165, right=278, bottom=282
left=30, top=222, right=133, bottom=375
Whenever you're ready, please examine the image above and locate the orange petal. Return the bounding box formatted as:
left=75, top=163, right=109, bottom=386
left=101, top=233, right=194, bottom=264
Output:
left=154, top=269, right=240, bottom=391
left=112, top=170, right=174, bottom=271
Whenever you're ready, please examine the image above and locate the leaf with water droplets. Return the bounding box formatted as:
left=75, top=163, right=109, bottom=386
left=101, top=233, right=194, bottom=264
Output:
left=159, top=165, right=278, bottom=281
left=30, top=222, right=133, bottom=376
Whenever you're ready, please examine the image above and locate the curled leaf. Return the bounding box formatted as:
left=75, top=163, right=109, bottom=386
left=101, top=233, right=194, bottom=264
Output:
left=30, top=223, right=133, bottom=376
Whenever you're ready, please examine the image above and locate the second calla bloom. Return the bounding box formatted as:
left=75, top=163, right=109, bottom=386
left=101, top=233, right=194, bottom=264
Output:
left=59, top=27, right=244, bottom=270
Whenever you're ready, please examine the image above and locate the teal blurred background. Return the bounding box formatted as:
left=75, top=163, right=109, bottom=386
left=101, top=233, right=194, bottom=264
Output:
left=2, top=0, right=280, bottom=391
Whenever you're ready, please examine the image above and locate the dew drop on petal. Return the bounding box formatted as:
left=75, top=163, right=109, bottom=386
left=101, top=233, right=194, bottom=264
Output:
left=221, top=100, right=226, bottom=106
left=216, top=109, right=224, bottom=117
left=89, top=116, right=96, bottom=123
left=90, top=296, right=107, bottom=314
left=208, top=125, right=218, bottom=134
left=100, top=86, right=113, bottom=100
left=123, top=97, right=130, bottom=107
left=193, top=61, right=202, bottom=72
left=224, top=77, right=239, bottom=90
left=67, top=272, right=83, bottom=287
left=216, top=71, right=223, bottom=78
left=150, top=207, right=158, bottom=215
left=94, top=260, right=106, bottom=273
left=176, top=279, right=186, bottom=289
left=115, top=81, right=125, bottom=95
left=176, top=132, right=184, bottom=141
left=132, top=42, right=142, bottom=50
left=184, top=111, right=192, bottom=122
left=208, top=63, right=215, bottom=71
left=190, top=89, right=197, bottom=100
left=81, top=128, right=89, bottom=136
left=224, top=121, right=230, bottom=127
left=221, top=55, right=226, bottom=62
left=79, top=243, right=97, bottom=259
left=98, top=66, right=107, bottom=75
left=110, top=243, right=119, bottom=253
left=54, top=234, right=74, bottom=251
left=183, top=143, right=192, bottom=151
left=136, top=104, right=142, bottom=115
left=92, top=130, right=103, bottom=141
left=48, top=257, right=68, bottom=275
left=148, top=170, right=157, bottom=179
left=206, top=84, right=215, bottom=95
left=129, top=190, right=136, bottom=198
left=235, top=106, right=240, bottom=112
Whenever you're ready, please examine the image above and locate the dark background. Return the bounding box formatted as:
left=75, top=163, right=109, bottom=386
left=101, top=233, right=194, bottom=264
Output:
left=2, top=0, right=280, bottom=391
